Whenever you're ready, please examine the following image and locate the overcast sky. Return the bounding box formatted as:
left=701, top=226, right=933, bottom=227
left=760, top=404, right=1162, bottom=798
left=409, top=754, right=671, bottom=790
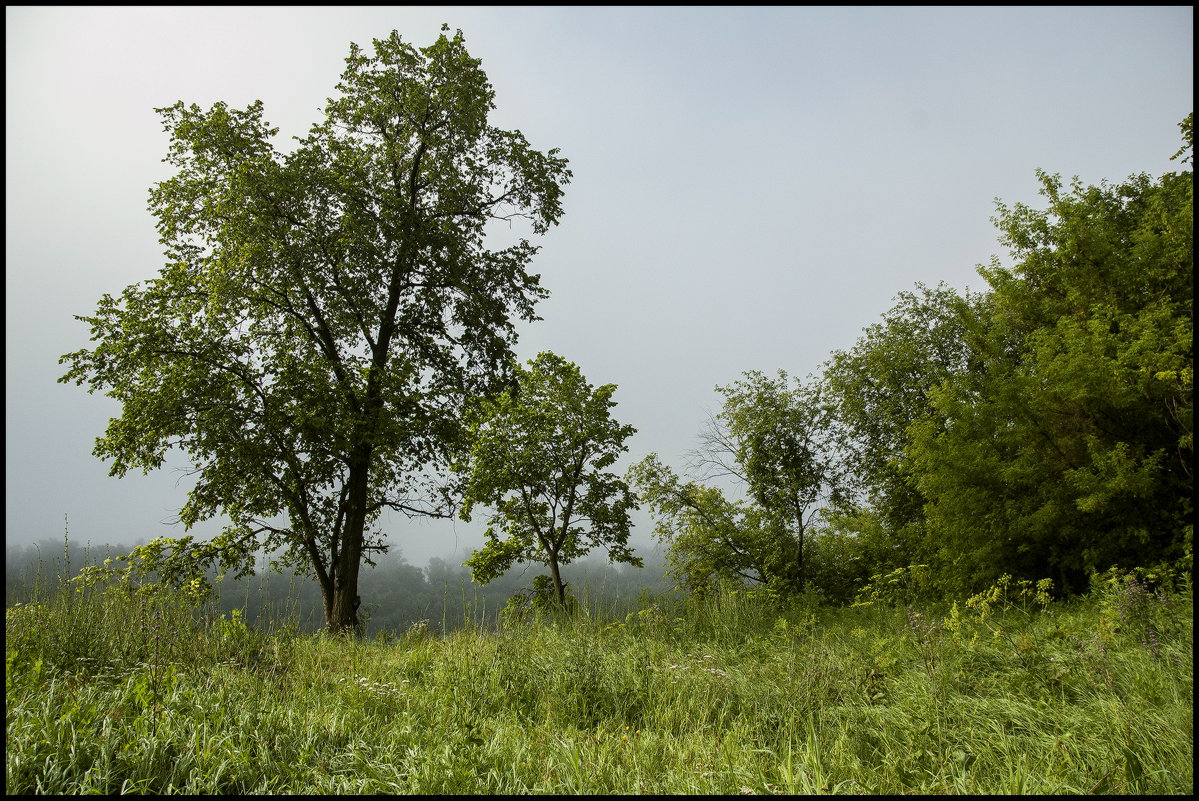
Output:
left=6, top=6, right=1193, bottom=570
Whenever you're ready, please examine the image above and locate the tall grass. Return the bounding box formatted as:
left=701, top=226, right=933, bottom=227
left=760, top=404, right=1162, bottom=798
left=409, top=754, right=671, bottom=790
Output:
left=6, top=565, right=1192, bottom=794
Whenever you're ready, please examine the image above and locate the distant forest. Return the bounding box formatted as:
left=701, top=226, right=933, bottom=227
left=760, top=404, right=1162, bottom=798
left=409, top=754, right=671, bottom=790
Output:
left=4, top=538, right=674, bottom=637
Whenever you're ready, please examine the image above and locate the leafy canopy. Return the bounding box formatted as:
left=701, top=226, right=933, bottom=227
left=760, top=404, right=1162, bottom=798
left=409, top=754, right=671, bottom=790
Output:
left=58, top=27, right=571, bottom=630
left=631, top=370, right=839, bottom=594
left=906, top=115, right=1193, bottom=594
left=456, top=351, right=640, bottom=607
left=818, top=283, right=981, bottom=567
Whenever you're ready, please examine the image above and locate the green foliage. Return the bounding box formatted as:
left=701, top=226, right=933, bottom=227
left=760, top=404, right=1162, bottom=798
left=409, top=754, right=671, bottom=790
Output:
left=1092, top=565, right=1190, bottom=660
left=963, top=573, right=1055, bottom=620
left=801, top=506, right=896, bottom=604
left=851, top=563, right=938, bottom=610
left=57, top=27, right=571, bottom=631
left=714, top=371, right=843, bottom=588
left=813, top=116, right=1193, bottom=598
left=954, top=575, right=1058, bottom=682
left=630, top=453, right=785, bottom=592
left=456, top=352, right=640, bottom=608
left=630, top=370, right=837, bottom=594
left=499, top=575, right=579, bottom=624
left=908, top=121, right=1192, bottom=594
left=819, top=283, right=980, bottom=570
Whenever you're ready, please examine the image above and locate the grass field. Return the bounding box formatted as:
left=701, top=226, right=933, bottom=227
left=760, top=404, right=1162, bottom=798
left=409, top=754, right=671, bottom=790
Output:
left=5, top=568, right=1192, bottom=794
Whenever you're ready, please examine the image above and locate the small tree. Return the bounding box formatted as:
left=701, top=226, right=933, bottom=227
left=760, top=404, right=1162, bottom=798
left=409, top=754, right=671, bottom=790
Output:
left=628, top=453, right=792, bottom=593
left=630, top=370, right=841, bottom=594
left=711, top=370, right=843, bottom=589
left=456, top=351, right=641, bottom=608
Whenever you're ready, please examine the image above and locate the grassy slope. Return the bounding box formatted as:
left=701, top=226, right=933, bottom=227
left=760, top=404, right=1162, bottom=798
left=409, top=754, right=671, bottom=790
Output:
left=5, top=575, right=1193, bottom=794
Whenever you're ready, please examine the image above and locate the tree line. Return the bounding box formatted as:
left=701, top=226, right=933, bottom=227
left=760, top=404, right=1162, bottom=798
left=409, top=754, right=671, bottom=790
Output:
left=56, top=23, right=1192, bottom=629
left=635, top=115, right=1192, bottom=603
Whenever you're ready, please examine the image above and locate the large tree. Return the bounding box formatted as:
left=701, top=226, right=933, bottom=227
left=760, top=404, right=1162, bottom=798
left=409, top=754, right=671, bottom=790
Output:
left=908, top=115, right=1193, bottom=594
left=455, top=351, right=640, bottom=609
left=58, top=27, right=571, bottom=632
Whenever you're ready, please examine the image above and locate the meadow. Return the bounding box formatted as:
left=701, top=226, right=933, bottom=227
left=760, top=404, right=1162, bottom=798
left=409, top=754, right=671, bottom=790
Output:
left=5, top=566, right=1192, bottom=794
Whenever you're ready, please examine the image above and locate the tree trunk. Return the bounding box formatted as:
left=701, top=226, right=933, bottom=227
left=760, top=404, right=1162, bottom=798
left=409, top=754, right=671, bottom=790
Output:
left=795, top=526, right=805, bottom=590
left=548, top=553, right=567, bottom=610
left=793, top=496, right=805, bottom=592
left=321, top=540, right=363, bottom=633
left=325, top=578, right=361, bottom=633
left=322, top=456, right=370, bottom=633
